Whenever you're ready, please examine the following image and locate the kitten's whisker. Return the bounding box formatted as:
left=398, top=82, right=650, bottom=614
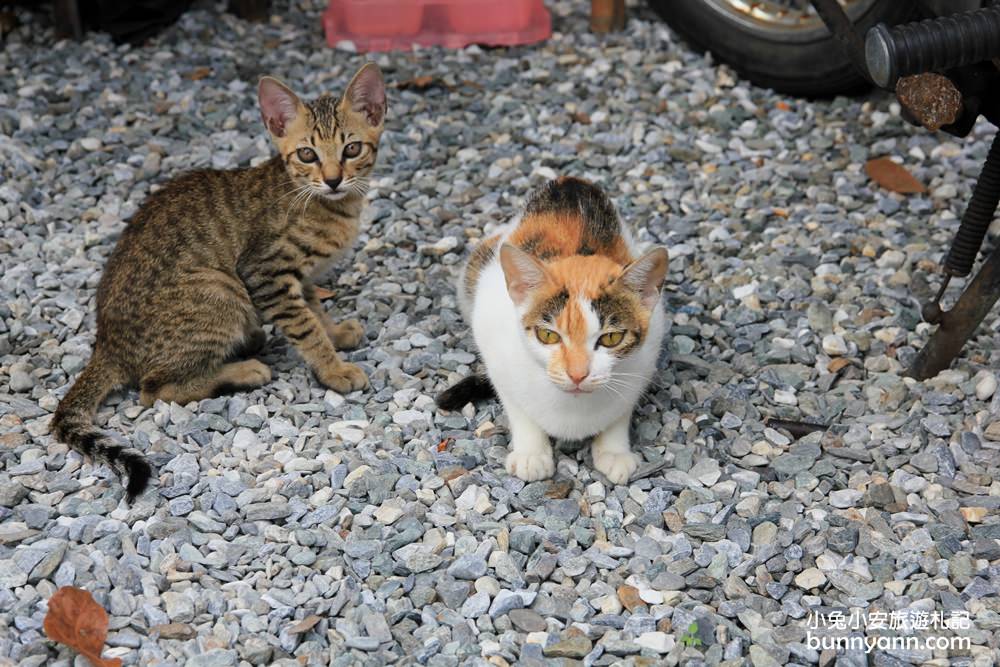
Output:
left=281, top=186, right=314, bottom=227
left=274, top=183, right=311, bottom=203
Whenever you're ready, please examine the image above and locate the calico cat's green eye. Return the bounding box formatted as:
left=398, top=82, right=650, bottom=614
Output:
left=343, top=142, right=362, bottom=159
left=297, top=147, right=318, bottom=163
left=536, top=328, right=561, bottom=345
left=598, top=331, right=625, bottom=347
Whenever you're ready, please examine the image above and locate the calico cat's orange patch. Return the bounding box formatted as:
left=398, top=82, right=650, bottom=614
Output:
left=509, top=213, right=631, bottom=265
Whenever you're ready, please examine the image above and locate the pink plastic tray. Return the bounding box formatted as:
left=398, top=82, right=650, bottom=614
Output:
left=323, top=0, right=551, bottom=52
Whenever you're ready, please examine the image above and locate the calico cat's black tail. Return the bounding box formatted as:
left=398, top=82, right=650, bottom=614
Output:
left=437, top=374, right=496, bottom=411
left=51, top=352, right=153, bottom=502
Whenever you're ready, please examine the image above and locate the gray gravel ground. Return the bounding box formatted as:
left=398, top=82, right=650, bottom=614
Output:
left=2, top=1, right=1000, bottom=665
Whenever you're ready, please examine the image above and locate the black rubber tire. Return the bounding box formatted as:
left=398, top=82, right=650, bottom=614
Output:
left=647, top=0, right=918, bottom=97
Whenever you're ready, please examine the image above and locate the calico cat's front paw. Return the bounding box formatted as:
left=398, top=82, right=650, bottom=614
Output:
left=593, top=449, right=640, bottom=485
left=316, top=361, right=369, bottom=393
left=505, top=447, right=555, bottom=482
left=327, top=319, right=365, bottom=350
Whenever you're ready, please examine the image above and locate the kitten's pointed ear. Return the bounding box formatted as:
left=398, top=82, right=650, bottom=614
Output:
left=342, top=62, right=386, bottom=127
left=500, top=244, right=549, bottom=306
left=619, top=247, right=669, bottom=309
left=258, top=76, right=302, bottom=138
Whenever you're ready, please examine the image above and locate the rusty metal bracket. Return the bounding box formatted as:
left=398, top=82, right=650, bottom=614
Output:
left=907, top=241, right=1000, bottom=379
left=909, top=132, right=1000, bottom=377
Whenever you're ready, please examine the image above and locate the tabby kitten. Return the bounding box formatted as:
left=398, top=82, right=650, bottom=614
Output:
left=438, top=177, right=669, bottom=485
left=52, top=63, right=387, bottom=500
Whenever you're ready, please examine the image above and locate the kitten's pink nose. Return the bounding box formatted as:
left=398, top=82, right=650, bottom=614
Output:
left=568, top=370, right=589, bottom=386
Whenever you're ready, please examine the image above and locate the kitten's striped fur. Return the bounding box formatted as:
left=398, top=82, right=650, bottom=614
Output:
left=52, top=63, right=387, bottom=500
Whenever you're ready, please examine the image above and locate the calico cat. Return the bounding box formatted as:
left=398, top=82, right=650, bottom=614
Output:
left=439, top=177, right=669, bottom=484
left=52, top=63, right=387, bottom=500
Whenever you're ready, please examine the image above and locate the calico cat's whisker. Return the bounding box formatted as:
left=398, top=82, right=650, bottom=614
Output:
left=603, top=382, right=628, bottom=403
left=612, top=372, right=665, bottom=389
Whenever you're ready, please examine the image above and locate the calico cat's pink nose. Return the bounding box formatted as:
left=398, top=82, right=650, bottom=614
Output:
left=568, top=370, right=588, bottom=385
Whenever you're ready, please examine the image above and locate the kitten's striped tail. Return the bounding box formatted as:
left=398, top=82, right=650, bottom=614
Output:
left=51, top=352, right=152, bottom=502
left=436, top=374, right=496, bottom=411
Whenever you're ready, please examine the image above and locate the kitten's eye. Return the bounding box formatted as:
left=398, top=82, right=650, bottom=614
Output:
left=598, top=331, right=625, bottom=347
left=296, top=147, right=318, bottom=163
left=343, top=142, right=362, bottom=159
left=535, top=328, right=561, bottom=345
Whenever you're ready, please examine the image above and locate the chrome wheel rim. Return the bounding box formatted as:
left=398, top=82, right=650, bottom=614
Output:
left=701, top=0, right=880, bottom=42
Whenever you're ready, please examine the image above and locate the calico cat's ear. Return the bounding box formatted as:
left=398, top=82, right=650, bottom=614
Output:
left=342, top=63, right=386, bottom=127
left=619, top=247, right=669, bottom=309
left=500, top=244, right=549, bottom=306
left=258, top=76, right=303, bottom=138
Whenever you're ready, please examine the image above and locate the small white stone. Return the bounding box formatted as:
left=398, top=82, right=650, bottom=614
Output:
left=816, top=554, right=840, bottom=571
left=420, top=236, right=459, bottom=256
left=80, top=137, right=102, bottom=151
left=595, top=594, right=622, bottom=615
left=636, top=631, right=674, bottom=654
left=732, top=281, right=757, bottom=299
left=525, top=632, right=548, bottom=645
left=284, top=458, right=321, bottom=473
left=822, top=334, right=848, bottom=356
left=374, top=499, right=405, bottom=525
left=586, top=481, right=605, bottom=501
left=232, top=428, right=257, bottom=450
left=456, top=485, right=480, bottom=511
left=393, top=409, right=426, bottom=426
left=876, top=249, right=906, bottom=269
left=773, top=389, right=797, bottom=406
left=795, top=568, right=827, bottom=589
left=975, top=372, right=997, bottom=401
left=329, top=420, right=368, bottom=444
left=637, top=588, right=663, bottom=605
left=763, top=427, right=791, bottom=447
left=475, top=576, right=500, bottom=597
left=324, top=390, right=345, bottom=409
left=473, top=493, right=494, bottom=515
left=829, top=489, right=862, bottom=509
left=342, top=465, right=371, bottom=488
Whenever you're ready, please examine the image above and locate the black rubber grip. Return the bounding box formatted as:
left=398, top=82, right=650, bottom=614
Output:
left=866, top=6, right=1000, bottom=88
left=945, top=132, right=1000, bottom=277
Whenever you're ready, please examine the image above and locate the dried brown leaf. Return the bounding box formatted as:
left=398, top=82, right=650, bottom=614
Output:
left=865, top=157, right=925, bottom=194
left=617, top=585, right=646, bottom=612
left=313, top=286, right=335, bottom=300
left=187, top=67, right=212, bottom=81
left=393, top=76, right=439, bottom=91
left=827, top=357, right=852, bottom=373
left=287, top=615, right=322, bottom=634
left=44, top=587, right=122, bottom=667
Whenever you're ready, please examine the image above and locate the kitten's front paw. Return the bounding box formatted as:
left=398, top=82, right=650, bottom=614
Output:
left=327, top=319, right=365, bottom=350
left=316, top=362, right=369, bottom=394
left=593, top=449, right=640, bottom=485
left=505, top=447, right=555, bottom=482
